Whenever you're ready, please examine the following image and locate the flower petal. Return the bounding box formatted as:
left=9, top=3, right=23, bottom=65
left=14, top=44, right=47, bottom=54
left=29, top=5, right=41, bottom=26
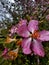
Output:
left=10, top=26, right=17, bottom=34
left=16, top=25, right=30, bottom=37
left=39, top=30, right=49, bottom=41
left=18, top=19, right=27, bottom=26
left=8, top=48, right=19, bottom=60
left=5, top=36, right=17, bottom=44
left=9, top=19, right=27, bottom=36
left=22, top=38, right=32, bottom=54
left=32, top=39, right=45, bottom=57
left=28, top=20, right=39, bottom=33
left=2, top=48, right=8, bottom=56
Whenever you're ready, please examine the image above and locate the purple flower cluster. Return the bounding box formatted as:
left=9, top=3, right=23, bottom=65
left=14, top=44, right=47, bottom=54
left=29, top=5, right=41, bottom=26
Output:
left=9, top=19, right=49, bottom=57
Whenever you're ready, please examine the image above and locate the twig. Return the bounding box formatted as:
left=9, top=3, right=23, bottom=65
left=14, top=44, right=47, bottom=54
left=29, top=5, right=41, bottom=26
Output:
left=37, top=56, right=40, bottom=65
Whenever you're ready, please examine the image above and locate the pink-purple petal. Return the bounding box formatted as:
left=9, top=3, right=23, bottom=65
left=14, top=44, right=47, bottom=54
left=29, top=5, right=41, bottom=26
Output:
left=38, top=30, right=49, bottom=41
left=10, top=26, right=17, bottom=34
left=2, top=48, right=8, bottom=56
left=32, top=39, right=45, bottom=57
left=9, top=19, right=27, bottom=36
left=21, top=38, right=32, bottom=54
left=18, top=19, right=27, bottom=26
left=16, top=19, right=27, bottom=28
left=28, top=20, right=39, bottom=33
left=16, top=25, right=30, bottom=37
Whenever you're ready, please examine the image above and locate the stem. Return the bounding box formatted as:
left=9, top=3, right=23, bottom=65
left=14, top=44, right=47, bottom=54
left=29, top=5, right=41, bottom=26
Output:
left=37, top=56, right=40, bottom=65
left=42, top=7, right=49, bottom=16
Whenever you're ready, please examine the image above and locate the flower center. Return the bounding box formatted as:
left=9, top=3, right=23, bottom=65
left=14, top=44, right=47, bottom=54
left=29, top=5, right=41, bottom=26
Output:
left=8, top=51, right=18, bottom=60
left=31, top=30, right=40, bottom=39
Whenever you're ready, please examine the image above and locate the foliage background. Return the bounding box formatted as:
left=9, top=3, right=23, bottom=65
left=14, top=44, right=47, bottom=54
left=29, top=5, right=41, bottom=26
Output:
left=0, top=0, right=49, bottom=65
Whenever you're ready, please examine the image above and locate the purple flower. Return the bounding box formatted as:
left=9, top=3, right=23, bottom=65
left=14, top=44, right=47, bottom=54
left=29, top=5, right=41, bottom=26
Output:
left=1, top=48, right=9, bottom=59
left=1, top=48, right=19, bottom=60
left=10, top=19, right=49, bottom=57
left=2, top=48, right=8, bottom=56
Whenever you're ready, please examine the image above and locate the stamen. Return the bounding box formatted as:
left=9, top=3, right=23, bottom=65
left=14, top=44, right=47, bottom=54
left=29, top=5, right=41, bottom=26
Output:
left=31, top=30, right=40, bottom=39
